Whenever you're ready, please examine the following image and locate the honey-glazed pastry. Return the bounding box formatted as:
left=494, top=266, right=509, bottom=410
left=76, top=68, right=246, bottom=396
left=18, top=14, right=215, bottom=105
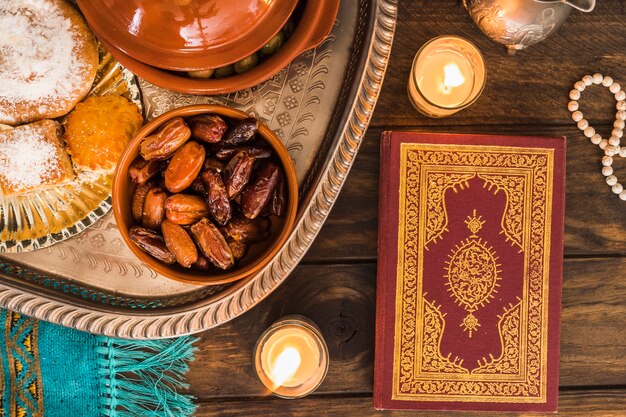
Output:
left=64, top=95, right=143, bottom=171
left=0, top=0, right=98, bottom=125
left=0, top=120, right=75, bottom=196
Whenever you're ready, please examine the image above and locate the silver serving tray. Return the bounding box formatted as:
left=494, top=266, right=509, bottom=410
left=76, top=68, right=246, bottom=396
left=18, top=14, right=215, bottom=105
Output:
left=0, top=0, right=397, bottom=338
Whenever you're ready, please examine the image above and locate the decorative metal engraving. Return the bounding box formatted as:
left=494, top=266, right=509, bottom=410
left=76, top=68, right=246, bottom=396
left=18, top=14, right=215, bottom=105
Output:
left=464, top=0, right=571, bottom=52
left=0, top=0, right=398, bottom=338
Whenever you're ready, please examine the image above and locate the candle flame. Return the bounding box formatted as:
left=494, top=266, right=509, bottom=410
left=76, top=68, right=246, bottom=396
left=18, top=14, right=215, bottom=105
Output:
left=442, top=63, right=465, bottom=93
left=269, top=347, right=301, bottom=387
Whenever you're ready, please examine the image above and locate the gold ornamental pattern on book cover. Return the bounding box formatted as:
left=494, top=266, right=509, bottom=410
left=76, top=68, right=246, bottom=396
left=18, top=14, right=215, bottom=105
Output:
left=393, top=144, right=554, bottom=403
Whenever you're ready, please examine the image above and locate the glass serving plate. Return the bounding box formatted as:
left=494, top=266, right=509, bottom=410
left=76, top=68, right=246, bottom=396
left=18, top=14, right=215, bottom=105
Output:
left=0, top=0, right=397, bottom=338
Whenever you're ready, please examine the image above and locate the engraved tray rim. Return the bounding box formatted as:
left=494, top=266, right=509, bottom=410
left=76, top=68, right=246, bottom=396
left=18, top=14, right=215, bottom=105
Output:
left=0, top=0, right=398, bottom=338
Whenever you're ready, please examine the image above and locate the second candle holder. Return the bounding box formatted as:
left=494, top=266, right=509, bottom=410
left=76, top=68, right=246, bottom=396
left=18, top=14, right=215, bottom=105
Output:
left=408, top=35, right=486, bottom=118
left=254, top=315, right=329, bottom=399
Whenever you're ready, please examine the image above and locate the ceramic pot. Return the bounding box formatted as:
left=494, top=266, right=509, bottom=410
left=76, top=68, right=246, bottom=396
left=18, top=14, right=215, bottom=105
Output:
left=113, top=104, right=298, bottom=286
left=77, top=0, right=298, bottom=71
left=94, top=0, right=339, bottom=95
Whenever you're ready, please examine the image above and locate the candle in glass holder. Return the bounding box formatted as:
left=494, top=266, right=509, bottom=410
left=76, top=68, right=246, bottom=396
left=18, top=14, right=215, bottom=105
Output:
left=408, top=35, right=486, bottom=117
left=254, top=315, right=329, bottom=399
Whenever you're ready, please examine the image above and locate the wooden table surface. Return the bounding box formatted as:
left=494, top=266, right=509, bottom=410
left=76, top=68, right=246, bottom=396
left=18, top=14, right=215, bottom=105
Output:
left=187, top=1, right=626, bottom=415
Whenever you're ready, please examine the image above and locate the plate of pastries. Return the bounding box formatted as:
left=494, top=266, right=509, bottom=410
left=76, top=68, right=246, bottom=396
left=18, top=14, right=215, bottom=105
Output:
left=0, top=0, right=143, bottom=252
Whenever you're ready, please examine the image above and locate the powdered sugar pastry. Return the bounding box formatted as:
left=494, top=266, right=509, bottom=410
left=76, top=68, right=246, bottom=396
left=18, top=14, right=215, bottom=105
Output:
left=0, top=124, right=62, bottom=192
left=0, top=0, right=97, bottom=125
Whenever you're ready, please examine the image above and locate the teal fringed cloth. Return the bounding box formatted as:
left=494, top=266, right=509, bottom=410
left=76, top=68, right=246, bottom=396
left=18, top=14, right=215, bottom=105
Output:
left=0, top=310, right=197, bottom=417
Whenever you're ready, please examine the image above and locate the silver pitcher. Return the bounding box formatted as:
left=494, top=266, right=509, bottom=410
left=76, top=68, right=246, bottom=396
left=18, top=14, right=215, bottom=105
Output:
left=464, top=0, right=595, bottom=54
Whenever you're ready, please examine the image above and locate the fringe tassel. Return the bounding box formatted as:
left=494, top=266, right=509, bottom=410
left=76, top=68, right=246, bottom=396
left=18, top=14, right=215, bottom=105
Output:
left=96, top=336, right=198, bottom=417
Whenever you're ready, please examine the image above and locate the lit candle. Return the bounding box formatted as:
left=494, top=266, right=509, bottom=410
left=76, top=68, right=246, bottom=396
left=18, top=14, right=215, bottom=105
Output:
left=408, top=35, right=486, bottom=117
left=254, top=316, right=329, bottom=399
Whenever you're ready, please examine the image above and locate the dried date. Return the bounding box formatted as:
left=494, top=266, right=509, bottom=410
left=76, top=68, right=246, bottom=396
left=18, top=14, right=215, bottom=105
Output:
left=164, top=141, right=206, bottom=193
left=164, top=194, right=209, bottom=225
left=203, top=157, right=225, bottom=173
left=190, top=218, right=234, bottom=270
left=140, top=117, right=191, bottom=160
left=142, top=187, right=167, bottom=229
left=188, top=177, right=206, bottom=195
left=192, top=253, right=212, bottom=271
left=240, top=161, right=280, bottom=219
left=132, top=182, right=153, bottom=222
left=223, top=215, right=270, bottom=243
left=161, top=219, right=198, bottom=268
left=222, top=118, right=259, bottom=145
left=129, top=158, right=163, bottom=184
left=227, top=239, right=247, bottom=260
left=201, top=168, right=231, bottom=225
left=222, top=150, right=255, bottom=199
left=270, top=170, right=286, bottom=216
left=187, top=115, right=228, bottom=143
left=129, top=226, right=176, bottom=264
left=213, top=145, right=272, bottom=161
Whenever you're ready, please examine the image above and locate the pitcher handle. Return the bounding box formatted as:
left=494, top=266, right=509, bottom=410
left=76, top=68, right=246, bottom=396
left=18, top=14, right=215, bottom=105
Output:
left=562, top=0, right=596, bottom=12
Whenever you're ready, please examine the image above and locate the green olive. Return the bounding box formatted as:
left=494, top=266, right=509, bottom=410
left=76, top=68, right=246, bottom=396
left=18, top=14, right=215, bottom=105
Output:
left=281, top=19, right=295, bottom=38
left=214, top=65, right=235, bottom=79
left=260, top=32, right=285, bottom=56
left=187, top=69, right=215, bottom=79
left=234, top=53, right=259, bottom=74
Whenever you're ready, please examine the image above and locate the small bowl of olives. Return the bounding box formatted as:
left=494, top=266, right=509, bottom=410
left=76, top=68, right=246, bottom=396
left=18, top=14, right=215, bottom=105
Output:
left=113, top=104, right=298, bottom=286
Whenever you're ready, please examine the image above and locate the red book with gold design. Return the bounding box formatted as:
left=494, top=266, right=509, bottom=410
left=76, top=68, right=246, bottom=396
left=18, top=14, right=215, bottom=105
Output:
left=374, top=132, right=565, bottom=412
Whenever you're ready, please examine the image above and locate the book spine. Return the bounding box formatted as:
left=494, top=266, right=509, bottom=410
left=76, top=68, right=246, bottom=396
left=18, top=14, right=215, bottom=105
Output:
left=373, top=131, right=392, bottom=410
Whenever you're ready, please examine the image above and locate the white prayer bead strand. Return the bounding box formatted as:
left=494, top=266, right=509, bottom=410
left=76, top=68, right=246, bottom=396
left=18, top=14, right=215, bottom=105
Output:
left=569, top=74, right=626, bottom=201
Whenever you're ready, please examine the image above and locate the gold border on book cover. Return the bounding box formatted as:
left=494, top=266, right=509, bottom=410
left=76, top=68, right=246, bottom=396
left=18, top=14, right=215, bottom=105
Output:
left=392, top=144, right=554, bottom=403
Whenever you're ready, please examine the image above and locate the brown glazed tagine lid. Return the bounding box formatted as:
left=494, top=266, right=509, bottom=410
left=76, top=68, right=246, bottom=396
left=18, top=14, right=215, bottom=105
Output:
left=94, top=0, right=341, bottom=95
left=77, top=0, right=298, bottom=71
